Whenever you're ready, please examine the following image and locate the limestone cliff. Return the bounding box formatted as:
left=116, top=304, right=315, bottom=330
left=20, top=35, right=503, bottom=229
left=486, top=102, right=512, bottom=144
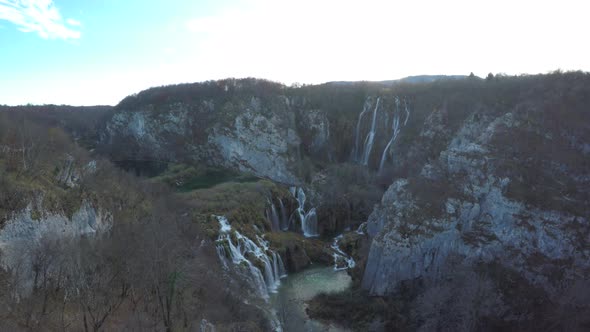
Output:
left=362, top=75, right=590, bottom=297
left=101, top=80, right=335, bottom=185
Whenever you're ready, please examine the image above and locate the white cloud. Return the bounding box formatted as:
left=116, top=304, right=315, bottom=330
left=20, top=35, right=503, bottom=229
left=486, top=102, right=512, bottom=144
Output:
left=66, top=18, right=81, bottom=26
left=0, top=0, right=81, bottom=39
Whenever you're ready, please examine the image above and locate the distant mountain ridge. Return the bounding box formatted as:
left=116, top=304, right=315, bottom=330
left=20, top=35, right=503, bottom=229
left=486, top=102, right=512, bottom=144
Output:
left=326, top=74, right=468, bottom=86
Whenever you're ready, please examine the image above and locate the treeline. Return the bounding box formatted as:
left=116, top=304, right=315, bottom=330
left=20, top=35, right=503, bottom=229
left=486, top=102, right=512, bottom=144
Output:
left=0, top=105, right=112, bottom=150
left=116, top=78, right=285, bottom=111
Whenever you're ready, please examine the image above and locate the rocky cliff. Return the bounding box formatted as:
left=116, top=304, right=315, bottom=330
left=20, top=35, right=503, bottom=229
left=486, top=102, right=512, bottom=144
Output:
left=362, top=73, right=590, bottom=301
left=101, top=79, right=338, bottom=185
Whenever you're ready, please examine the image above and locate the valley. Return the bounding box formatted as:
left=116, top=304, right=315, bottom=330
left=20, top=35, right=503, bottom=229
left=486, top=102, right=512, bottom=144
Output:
left=0, top=72, right=589, bottom=331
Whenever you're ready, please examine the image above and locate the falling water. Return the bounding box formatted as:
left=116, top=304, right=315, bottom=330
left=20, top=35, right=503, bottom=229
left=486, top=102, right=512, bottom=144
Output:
left=331, top=234, right=356, bottom=271
left=215, top=216, right=287, bottom=299
left=356, top=222, right=367, bottom=235
left=360, top=97, right=381, bottom=165
left=278, top=198, right=289, bottom=231
left=267, top=201, right=281, bottom=232
left=290, top=187, right=319, bottom=237
left=352, top=99, right=373, bottom=162
left=378, top=97, right=411, bottom=172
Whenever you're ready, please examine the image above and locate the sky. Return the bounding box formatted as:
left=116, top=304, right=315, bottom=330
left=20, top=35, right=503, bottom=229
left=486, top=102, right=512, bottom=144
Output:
left=0, top=0, right=589, bottom=106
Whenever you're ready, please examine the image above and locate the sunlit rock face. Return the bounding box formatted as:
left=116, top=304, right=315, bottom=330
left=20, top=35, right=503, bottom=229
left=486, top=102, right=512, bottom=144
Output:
left=209, top=108, right=300, bottom=185
left=104, top=99, right=299, bottom=184
left=102, top=82, right=335, bottom=185
left=363, top=98, right=590, bottom=296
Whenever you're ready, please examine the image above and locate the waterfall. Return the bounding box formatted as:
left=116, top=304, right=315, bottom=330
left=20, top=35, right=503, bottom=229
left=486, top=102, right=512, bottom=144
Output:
left=267, top=198, right=290, bottom=232
left=378, top=97, right=410, bottom=172
left=215, top=216, right=287, bottom=299
left=331, top=234, right=356, bottom=271
left=278, top=198, right=289, bottom=231
left=404, top=99, right=410, bottom=126
left=356, top=222, right=367, bottom=235
left=360, top=97, right=381, bottom=166
left=266, top=200, right=281, bottom=232
left=352, top=99, right=372, bottom=162
left=290, top=187, right=319, bottom=237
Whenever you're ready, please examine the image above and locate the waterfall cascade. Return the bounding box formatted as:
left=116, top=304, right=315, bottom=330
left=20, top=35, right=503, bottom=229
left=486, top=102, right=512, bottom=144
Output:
left=215, top=216, right=287, bottom=299
left=356, top=222, right=367, bottom=235
left=352, top=96, right=410, bottom=169
left=352, top=99, right=373, bottom=162
left=266, top=199, right=290, bottom=232
left=266, top=200, right=281, bottom=232
left=378, top=97, right=411, bottom=172
left=360, top=97, right=381, bottom=165
left=278, top=199, right=289, bottom=231
left=331, top=234, right=356, bottom=271
left=290, top=187, right=319, bottom=237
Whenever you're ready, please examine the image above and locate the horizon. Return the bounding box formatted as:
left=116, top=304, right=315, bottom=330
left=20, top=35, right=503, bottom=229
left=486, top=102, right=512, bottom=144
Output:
left=0, top=72, right=582, bottom=107
left=1, top=0, right=589, bottom=106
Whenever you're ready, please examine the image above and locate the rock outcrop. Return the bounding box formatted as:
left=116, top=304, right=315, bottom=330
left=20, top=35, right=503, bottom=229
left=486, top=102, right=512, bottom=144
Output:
left=363, top=97, right=590, bottom=296
left=0, top=201, right=112, bottom=292
left=101, top=80, right=338, bottom=185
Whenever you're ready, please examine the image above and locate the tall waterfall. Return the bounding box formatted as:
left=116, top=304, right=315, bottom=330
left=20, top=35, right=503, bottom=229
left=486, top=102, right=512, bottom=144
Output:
left=266, top=200, right=281, bottom=232
left=360, top=97, right=381, bottom=165
left=290, top=187, right=319, bottom=237
left=278, top=198, right=289, bottom=231
left=266, top=199, right=290, bottom=232
left=332, top=234, right=356, bottom=271
left=378, top=98, right=411, bottom=172
left=352, top=99, right=373, bottom=162
left=215, top=216, right=287, bottom=299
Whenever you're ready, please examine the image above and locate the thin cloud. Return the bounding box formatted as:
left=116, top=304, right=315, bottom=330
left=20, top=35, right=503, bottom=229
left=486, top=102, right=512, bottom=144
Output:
left=0, top=0, right=81, bottom=39
left=66, top=18, right=81, bottom=27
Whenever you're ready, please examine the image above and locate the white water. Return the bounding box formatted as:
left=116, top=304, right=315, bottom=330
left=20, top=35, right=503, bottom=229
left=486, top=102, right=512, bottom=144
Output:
left=267, top=200, right=281, bottom=232
left=378, top=97, right=410, bottom=172
left=215, top=216, right=287, bottom=299
left=267, top=198, right=291, bottom=232
left=360, top=97, right=381, bottom=166
left=331, top=235, right=356, bottom=271
left=290, top=187, right=319, bottom=237
left=352, top=99, right=373, bottom=162
left=278, top=198, right=289, bottom=231
left=356, top=222, right=367, bottom=235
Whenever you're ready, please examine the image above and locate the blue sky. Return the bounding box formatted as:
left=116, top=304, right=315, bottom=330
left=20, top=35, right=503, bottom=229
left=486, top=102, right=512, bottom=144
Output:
left=1, top=0, right=589, bottom=106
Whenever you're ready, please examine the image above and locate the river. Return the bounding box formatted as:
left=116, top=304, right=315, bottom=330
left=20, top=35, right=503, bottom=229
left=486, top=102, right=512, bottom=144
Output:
left=270, top=265, right=352, bottom=332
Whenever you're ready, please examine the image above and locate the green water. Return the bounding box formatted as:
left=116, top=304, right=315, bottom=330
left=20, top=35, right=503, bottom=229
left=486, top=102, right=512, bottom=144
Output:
left=270, top=266, right=352, bottom=332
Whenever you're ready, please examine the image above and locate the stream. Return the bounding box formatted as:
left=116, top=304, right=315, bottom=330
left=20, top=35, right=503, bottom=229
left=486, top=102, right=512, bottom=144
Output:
left=270, top=266, right=352, bottom=332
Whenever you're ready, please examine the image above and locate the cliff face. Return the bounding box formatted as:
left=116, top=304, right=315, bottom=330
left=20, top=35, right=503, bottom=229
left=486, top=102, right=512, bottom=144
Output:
left=362, top=77, right=590, bottom=297
left=101, top=81, right=335, bottom=185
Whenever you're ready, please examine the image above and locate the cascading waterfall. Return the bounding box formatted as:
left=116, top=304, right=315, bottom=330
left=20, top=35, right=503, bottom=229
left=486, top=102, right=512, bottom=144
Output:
left=352, top=99, right=373, bottom=162
left=215, top=216, right=287, bottom=299
left=360, top=97, right=381, bottom=165
left=278, top=198, right=289, bottom=231
left=266, top=200, right=281, bottom=232
left=290, top=187, right=319, bottom=237
left=331, top=234, right=356, bottom=271
left=266, top=198, right=290, bottom=231
left=403, top=98, right=410, bottom=126
left=378, top=97, right=411, bottom=172
left=356, top=222, right=367, bottom=235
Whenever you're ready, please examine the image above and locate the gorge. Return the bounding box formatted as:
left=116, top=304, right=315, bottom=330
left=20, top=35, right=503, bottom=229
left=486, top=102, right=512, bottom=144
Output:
left=0, top=72, right=589, bottom=331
